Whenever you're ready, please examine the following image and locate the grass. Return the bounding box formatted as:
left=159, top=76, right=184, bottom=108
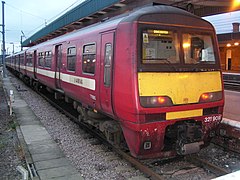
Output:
left=8, top=120, right=18, bottom=130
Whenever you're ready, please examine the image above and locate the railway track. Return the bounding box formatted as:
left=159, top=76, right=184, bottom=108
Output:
left=34, top=87, right=231, bottom=179
left=223, top=73, right=240, bottom=91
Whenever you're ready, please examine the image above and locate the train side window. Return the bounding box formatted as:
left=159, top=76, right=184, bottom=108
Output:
left=20, top=54, right=24, bottom=65
left=67, top=47, right=76, bottom=72
left=16, top=56, right=19, bottom=65
left=26, top=54, right=33, bottom=66
left=104, top=43, right=112, bottom=87
left=38, top=52, right=44, bottom=67
left=82, top=44, right=96, bottom=74
left=45, top=51, right=52, bottom=68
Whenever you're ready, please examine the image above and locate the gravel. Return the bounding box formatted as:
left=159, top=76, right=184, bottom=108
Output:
left=198, top=143, right=240, bottom=172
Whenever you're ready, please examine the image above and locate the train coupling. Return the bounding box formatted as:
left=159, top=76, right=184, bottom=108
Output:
left=176, top=141, right=204, bottom=155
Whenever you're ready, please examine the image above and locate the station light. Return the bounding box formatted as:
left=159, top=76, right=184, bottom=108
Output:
left=233, top=0, right=240, bottom=8
left=183, top=42, right=190, bottom=48
left=234, top=42, right=239, bottom=46
left=226, top=43, right=231, bottom=47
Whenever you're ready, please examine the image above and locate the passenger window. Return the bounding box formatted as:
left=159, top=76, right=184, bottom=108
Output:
left=45, top=51, right=52, bottom=68
left=67, top=47, right=76, bottom=71
left=26, top=54, right=33, bottom=66
left=38, top=52, right=44, bottom=67
left=104, top=43, right=112, bottom=86
left=82, top=44, right=96, bottom=74
left=20, top=54, right=24, bottom=65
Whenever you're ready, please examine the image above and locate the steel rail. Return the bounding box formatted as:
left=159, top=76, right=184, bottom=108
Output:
left=224, top=81, right=240, bottom=91
left=185, top=155, right=230, bottom=177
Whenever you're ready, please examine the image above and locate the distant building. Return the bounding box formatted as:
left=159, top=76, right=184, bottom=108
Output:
left=218, top=23, right=240, bottom=72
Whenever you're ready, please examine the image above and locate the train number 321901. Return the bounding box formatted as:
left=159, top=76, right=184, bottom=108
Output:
left=204, top=115, right=222, bottom=123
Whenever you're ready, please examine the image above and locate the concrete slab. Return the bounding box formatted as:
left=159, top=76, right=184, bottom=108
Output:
left=50, top=173, right=84, bottom=180
left=34, top=157, right=72, bottom=170
left=13, top=107, right=40, bottom=125
left=20, top=125, right=52, bottom=144
left=31, top=151, right=65, bottom=162
left=37, top=166, right=81, bottom=179
left=12, top=99, right=28, bottom=108
left=28, top=142, right=60, bottom=155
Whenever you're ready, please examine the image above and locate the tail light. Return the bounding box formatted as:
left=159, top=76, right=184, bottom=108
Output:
left=140, top=96, right=173, bottom=108
left=199, top=91, right=222, bottom=103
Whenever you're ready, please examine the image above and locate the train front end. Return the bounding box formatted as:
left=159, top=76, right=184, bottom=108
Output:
left=115, top=6, right=224, bottom=159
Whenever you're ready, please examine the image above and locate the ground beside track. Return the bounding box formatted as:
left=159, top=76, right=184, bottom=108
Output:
left=0, top=74, right=23, bottom=179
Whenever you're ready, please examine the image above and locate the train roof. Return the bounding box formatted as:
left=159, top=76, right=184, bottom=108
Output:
left=26, top=5, right=213, bottom=52
left=122, top=4, right=199, bottom=22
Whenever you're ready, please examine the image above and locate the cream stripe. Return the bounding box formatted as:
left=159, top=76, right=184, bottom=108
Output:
left=36, top=68, right=95, bottom=91
left=61, top=73, right=95, bottom=91
left=26, top=66, right=34, bottom=72
left=36, top=68, right=55, bottom=78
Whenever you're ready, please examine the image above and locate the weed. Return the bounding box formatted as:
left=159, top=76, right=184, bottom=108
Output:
left=8, top=120, right=18, bottom=130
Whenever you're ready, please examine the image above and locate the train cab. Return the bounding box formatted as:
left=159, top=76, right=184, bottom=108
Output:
left=112, top=5, right=224, bottom=158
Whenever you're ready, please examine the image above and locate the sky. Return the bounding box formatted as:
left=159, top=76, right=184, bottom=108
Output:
left=204, top=10, right=240, bottom=34
left=1, top=0, right=85, bottom=53
left=0, top=0, right=240, bottom=54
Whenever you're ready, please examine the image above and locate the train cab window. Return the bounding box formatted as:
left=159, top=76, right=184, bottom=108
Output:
left=67, top=47, right=76, bottom=71
left=26, top=54, right=33, bottom=66
left=182, top=34, right=215, bottom=64
left=82, top=44, right=96, bottom=74
left=104, top=43, right=112, bottom=86
left=142, top=29, right=180, bottom=64
left=38, top=52, right=44, bottom=67
left=45, top=51, right=52, bottom=68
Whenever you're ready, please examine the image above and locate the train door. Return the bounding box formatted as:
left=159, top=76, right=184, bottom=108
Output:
left=100, top=32, right=115, bottom=115
left=33, top=50, right=37, bottom=78
left=226, top=49, right=231, bottom=71
left=55, top=44, right=62, bottom=89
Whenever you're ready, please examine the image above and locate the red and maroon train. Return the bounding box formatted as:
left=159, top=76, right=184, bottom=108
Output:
left=6, top=5, right=224, bottom=159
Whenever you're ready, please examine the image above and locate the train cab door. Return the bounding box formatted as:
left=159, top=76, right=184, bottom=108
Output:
left=100, top=32, right=115, bottom=115
left=55, top=44, right=62, bottom=89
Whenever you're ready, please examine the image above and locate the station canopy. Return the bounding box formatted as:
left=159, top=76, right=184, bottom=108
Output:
left=22, top=0, right=239, bottom=47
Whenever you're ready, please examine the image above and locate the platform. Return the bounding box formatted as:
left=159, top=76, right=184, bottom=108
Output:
left=213, top=169, right=240, bottom=180
left=1, top=75, right=83, bottom=180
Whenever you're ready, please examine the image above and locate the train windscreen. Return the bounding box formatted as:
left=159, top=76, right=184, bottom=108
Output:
left=140, top=29, right=218, bottom=72
left=142, top=29, right=180, bottom=64
left=182, top=33, right=215, bottom=64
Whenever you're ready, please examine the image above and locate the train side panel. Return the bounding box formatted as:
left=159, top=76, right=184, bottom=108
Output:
left=25, top=50, right=37, bottom=83
left=35, top=45, right=57, bottom=90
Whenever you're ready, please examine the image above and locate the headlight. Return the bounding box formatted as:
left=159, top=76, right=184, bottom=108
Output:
left=199, top=91, right=223, bottom=103
left=140, top=96, right=173, bottom=108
